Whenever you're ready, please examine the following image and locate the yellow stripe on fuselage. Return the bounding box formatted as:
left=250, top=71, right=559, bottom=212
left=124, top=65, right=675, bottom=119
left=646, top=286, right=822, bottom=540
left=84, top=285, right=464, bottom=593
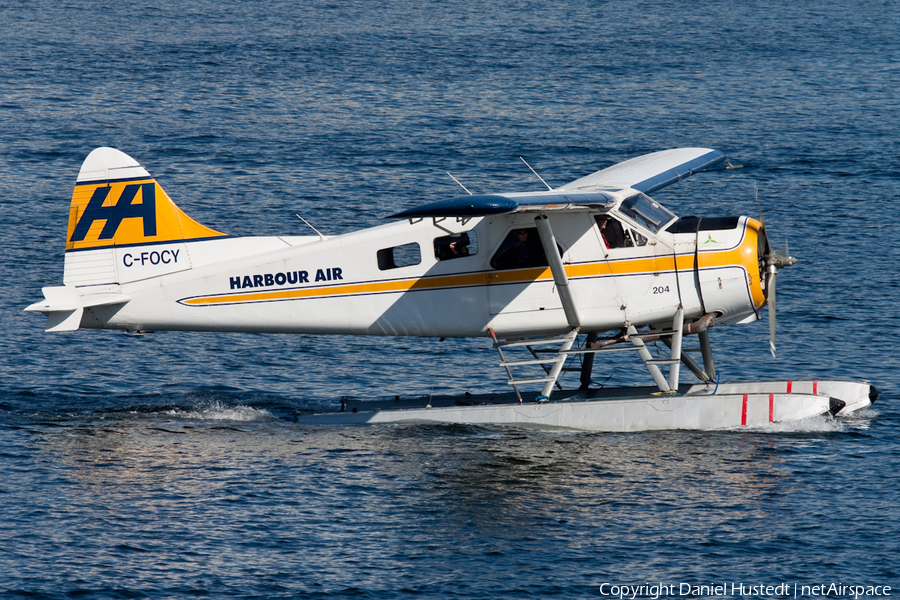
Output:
left=180, top=271, right=494, bottom=306
left=179, top=241, right=757, bottom=307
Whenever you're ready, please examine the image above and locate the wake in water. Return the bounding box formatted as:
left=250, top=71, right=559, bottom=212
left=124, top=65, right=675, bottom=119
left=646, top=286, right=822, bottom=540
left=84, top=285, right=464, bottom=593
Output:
left=737, top=409, right=879, bottom=434
left=164, top=401, right=275, bottom=422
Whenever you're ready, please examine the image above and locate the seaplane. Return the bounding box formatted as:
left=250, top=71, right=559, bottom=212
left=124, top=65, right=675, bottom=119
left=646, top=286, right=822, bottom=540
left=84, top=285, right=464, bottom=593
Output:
left=26, top=146, right=876, bottom=431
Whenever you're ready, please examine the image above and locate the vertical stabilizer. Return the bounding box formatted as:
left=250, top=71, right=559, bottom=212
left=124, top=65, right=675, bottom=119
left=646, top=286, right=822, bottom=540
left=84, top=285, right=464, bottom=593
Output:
left=63, top=147, right=227, bottom=286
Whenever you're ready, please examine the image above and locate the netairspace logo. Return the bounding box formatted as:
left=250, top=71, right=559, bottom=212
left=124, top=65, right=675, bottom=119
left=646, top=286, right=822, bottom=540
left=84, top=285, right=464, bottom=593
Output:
left=597, top=583, right=892, bottom=600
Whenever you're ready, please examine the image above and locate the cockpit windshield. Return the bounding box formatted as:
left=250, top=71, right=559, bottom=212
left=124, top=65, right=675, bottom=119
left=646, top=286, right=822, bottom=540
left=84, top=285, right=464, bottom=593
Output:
left=617, top=193, right=676, bottom=233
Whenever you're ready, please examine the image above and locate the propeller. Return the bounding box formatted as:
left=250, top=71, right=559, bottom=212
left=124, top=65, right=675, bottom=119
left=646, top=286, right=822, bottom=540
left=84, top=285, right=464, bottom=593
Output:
left=756, top=202, right=797, bottom=358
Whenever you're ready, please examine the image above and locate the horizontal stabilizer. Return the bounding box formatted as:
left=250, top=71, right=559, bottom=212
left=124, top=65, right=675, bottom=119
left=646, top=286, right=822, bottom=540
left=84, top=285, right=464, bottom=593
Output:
left=25, top=286, right=81, bottom=313
left=82, top=292, right=133, bottom=308
left=25, top=286, right=130, bottom=332
left=558, top=148, right=726, bottom=194
left=387, top=192, right=613, bottom=219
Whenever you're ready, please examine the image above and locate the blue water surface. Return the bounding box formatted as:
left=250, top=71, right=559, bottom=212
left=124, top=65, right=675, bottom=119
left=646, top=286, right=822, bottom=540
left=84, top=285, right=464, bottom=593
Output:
left=1, top=0, right=899, bottom=597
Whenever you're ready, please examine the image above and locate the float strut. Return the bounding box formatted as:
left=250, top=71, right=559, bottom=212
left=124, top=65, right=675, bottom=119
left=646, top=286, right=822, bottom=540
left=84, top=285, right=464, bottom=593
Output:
left=540, top=331, right=578, bottom=397
left=699, top=330, right=717, bottom=382
left=668, top=307, right=684, bottom=390
left=580, top=332, right=598, bottom=390
left=662, top=337, right=711, bottom=383
left=627, top=325, right=671, bottom=392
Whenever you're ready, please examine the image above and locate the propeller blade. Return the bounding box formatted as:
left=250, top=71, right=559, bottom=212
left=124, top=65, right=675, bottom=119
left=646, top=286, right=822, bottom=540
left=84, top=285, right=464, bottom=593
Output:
left=754, top=183, right=764, bottom=227
left=767, top=271, right=776, bottom=357
left=754, top=184, right=794, bottom=358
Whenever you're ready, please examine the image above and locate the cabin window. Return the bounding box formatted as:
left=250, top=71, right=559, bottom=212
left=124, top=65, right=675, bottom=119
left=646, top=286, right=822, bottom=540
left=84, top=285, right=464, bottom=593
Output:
left=595, top=215, right=647, bottom=248
left=377, top=242, right=421, bottom=270
left=490, top=227, right=561, bottom=270
left=619, top=193, right=676, bottom=233
left=434, top=231, right=478, bottom=261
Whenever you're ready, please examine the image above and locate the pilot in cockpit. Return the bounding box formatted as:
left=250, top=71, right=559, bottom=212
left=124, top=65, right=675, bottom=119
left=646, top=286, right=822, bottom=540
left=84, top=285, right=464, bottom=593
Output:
left=596, top=215, right=628, bottom=249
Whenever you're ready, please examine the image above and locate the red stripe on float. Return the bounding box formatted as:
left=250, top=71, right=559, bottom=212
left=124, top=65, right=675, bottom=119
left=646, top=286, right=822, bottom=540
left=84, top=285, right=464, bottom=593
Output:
left=786, top=381, right=793, bottom=393
left=813, top=380, right=818, bottom=395
left=742, top=394, right=748, bottom=426
left=769, top=393, right=774, bottom=422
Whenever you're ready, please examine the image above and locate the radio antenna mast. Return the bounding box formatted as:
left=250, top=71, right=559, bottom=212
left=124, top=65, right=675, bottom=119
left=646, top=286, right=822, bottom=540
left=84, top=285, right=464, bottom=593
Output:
left=446, top=172, right=473, bottom=195
left=296, top=214, right=325, bottom=241
left=520, top=157, right=553, bottom=191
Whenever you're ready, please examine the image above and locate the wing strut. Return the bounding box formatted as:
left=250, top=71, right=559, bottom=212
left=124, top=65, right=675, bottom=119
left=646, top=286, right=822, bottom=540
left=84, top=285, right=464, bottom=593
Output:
left=534, top=215, right=581, bottom=330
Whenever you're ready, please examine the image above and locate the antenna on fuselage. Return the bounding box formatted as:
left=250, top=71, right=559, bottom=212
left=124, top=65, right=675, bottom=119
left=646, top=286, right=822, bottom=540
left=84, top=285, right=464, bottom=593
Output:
left=446, top=172, right=473, bottom=195
left=520, top=157, right=553, bottom=191
left=296, top=214, right=325, bottom=241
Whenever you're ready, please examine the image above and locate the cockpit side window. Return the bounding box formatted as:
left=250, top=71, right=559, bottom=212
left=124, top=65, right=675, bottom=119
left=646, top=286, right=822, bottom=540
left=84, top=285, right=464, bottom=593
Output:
left=595, top=215, right=647, bottom=248
left=618, top=193, right=676, bottom=233
left=629, top=229, right=648, bottom=246
left=490, top=227, right=561, bottom=270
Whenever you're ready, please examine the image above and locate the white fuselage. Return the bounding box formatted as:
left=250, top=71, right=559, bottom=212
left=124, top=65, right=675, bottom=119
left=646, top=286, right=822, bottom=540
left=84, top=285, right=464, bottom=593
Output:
left=77, top=209, right=760, bottom=338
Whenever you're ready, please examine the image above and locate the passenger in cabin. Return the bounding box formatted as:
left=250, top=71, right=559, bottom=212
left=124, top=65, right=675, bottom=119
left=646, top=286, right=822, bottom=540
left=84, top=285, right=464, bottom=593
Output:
left=490, top=228, right=546, bottom=269
left=435, top=232, right=471, bottom=260
left=596, top=215, right=628, bottom=249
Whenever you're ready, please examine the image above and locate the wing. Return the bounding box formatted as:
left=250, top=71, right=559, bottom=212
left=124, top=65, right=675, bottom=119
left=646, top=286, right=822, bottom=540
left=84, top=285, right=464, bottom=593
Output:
left=387, top=148, right=725, bottom=219
left=557, top=148, right=725, bottom=194
left=387, top=192, right=613, bottom=219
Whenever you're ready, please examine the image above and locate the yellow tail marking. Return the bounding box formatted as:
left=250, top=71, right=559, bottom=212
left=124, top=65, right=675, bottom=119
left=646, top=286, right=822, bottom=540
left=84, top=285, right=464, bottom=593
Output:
left=66, top=179, right=226, bottom=251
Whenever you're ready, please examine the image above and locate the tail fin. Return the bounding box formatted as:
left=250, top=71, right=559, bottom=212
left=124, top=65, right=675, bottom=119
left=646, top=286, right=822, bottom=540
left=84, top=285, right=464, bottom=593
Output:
left=63, top=148, right=227, bottom=286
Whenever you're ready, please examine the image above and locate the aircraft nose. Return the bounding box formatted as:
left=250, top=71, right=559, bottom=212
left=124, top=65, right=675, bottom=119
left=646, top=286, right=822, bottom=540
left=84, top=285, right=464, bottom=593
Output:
left=757, top=223, right=797, bottom=279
